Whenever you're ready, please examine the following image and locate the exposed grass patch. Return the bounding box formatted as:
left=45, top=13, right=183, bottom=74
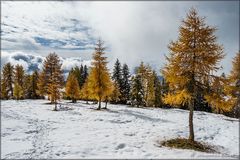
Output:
left=161, top=138, right=215, bottom=153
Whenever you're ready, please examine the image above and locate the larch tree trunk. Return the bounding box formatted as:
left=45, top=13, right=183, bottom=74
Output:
left=54, top=99, right=57, bottom=111
left=104, top=100, right=108, bottom=109
left=86, top=98, right=89, bottom=104
left=97, top=97, right=101, bottom=110
left=189, top=98, right=195, bottom=142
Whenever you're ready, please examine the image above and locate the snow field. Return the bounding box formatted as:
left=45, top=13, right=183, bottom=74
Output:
left=1, top=100, right=239, bottom=159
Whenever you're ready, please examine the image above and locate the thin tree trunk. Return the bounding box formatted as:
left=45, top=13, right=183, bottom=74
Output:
left=189, top=20, right=196, bottom=142
left=53, top=99, right=57, bottom=111
left=189, top=99, right=194, bottom=142
left=50, top=95, right=54, bottom=104
left=10, top=84, right=13, bottom=98
left=104, top=100, right=108, bottom=109
left=53, top=104, right=56, bottom=111
left=105, top=101, right=107, bottom=108
left=72, top=98, right=76, bottom=103
left=97, top=98, right=101, bottom=110
left=103, top=96, right=108, bottom=109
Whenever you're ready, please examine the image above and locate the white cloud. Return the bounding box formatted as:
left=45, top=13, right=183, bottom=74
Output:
left=1, top=51, right=44, bottom=72
left=61, top=57, right=92, bottom=71
left=1, top=51, right=91, bottom=75
left=2, top=1, right=239, bottom=74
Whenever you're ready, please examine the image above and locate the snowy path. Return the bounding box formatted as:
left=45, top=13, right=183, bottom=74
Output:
left=1, top=100, right=239, bottom=159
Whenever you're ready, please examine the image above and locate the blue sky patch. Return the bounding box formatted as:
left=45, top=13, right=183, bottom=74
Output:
left=34, top=36, right=95, bottom=50
left=34, top=37, right=66, bottom=47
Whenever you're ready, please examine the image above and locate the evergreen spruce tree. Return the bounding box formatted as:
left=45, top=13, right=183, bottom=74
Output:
left=112, top=59, right=123, bottom=103
left=65, top=73, right=80, bottom=103
left=162, top=8, right=225, bottom=142
left=112, top=59, right=122, bottom=82
left=87, top=39, right=113, bottom=110
left=130, top=75, right=144, bottom=107
left=79, top=64, right=84, bottom=88
left=112, top=59, right=125, bottom=103
left=70, top=65, right=88, bottom=90
left=37, top=53, right=64, bottom=110
left=122, top=63, right=131, bottom=104
left=83, top=65, right=88, bottom=84
left=2, top=63, right=14, bottom=99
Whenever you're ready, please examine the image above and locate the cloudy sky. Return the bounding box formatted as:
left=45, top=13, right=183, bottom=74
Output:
left=1, top=1, right=239, bottom=74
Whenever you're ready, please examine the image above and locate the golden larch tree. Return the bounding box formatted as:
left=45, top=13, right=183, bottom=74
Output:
left=13, top=82, right=24, bottom=100
left=205, top=74, right=233, bottom=114
left=37, top=53, right=64, bottom=110
left=1, top=63, right=14, bottom=99
left=228, top=51, right=240, bottom=117
left=88, top=39, right=113, bottom=110
left=37, top=72, right=47, bottom=97
left=65, top=73, right=80, bottom=103
left=14, top=64, right=25, bottom=87
left=230, top=52, right=240, bottom=82
left=162, top=8, right=224, bottom=142
left=14, top=64, right=25, bottom=99
left=135, top=62, right=153, bottom=106
left=81, top=77, right=92, bottom=104
left=146, top=70, right=156, bottom=107
left=81, top=77, right=90, bottom=103
left=109, top=81, right=121, bottom=104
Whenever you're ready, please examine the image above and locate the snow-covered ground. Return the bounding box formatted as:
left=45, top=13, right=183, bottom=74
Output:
left=1, top=100, right=239, bottom=159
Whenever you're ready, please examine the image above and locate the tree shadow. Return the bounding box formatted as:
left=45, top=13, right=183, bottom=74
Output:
left=118, top=109, right=173, bottom=123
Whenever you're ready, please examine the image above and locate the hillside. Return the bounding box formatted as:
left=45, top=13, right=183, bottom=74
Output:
left=1, top=100, right=239, bottom=159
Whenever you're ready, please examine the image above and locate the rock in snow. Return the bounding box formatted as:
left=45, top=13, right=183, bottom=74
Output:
left=1, top=100, right=239, bottom=159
